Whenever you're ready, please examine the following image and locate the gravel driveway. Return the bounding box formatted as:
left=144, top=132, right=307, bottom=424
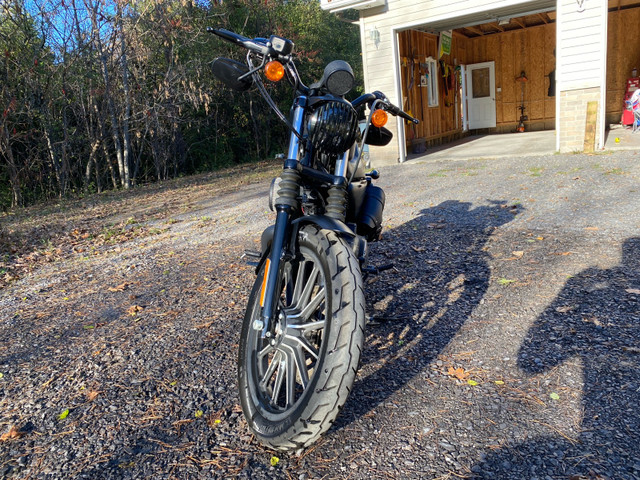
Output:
left=1, top=150, right=639, bottom=479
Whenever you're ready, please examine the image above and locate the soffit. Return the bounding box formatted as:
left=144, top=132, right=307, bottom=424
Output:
left=408, top=1, right=557, bottom=34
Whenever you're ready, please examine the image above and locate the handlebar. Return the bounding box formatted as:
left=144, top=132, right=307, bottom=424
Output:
left=208, top=26, right=419, bottom=125
left=353, top=91, right=420, bottom=125
left=207, top=27, right=294, bottom=60
left=384, top=102, right=420, bottom=124
left=207, top=27, right=272, bottom=56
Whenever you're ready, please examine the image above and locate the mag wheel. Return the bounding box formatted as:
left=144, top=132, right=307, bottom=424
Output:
left=238, top=225, right=365, bottom=451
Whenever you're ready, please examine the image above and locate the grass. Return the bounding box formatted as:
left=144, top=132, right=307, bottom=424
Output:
left=604, top=167, right=628, bottom=175
left=527, top=167, right=544, bottom=177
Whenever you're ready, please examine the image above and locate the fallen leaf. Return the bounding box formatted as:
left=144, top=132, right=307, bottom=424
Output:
left=549, top=392, right=560, bottom=400
left=0, top=425, right=23, bottom=442
left=59, top=409, right=70, bottom=420
left=447, top=366, right=469, bottom=381
left=512, top=251, right=524, bottom=258
left=626, top=288, right=640, bottom=295
left=555, top=305, right=577, bottom=313
left=270, top=456, right=280, bottom=467
left=86, top=391, right=99, bottom=401
left=467, top=379, right=478, bottom=386
left=494, top=380, right=505, bottom=385
left=195, top=410, right=203, bottom=418
left=127, top=305, right=144, bottom=316
left=108, top=282, right=129, bottom=292
left=498, top=278, right=515, bottom=286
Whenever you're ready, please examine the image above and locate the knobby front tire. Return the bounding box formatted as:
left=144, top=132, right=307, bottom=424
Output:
left=238, top=225, right=365, bottom=451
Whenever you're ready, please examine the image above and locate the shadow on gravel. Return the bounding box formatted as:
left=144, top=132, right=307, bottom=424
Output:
left=335, top=200, right=517, bottom=429
left=471, top=237, right=640, bottom=479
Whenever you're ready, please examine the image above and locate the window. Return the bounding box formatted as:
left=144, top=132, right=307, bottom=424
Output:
left=471, top=67, right=491, bottom=98
left=425, top=57, right=439, bottom=107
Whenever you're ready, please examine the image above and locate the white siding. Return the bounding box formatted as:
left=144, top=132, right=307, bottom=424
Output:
left=556, top=0, right=607, bottom=91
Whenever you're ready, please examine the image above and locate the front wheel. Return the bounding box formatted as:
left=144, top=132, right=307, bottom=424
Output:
left=238, top=225, right=365, bottom=451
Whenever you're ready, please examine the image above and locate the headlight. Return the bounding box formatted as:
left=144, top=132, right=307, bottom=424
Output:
left=307, top=100, right=359, bottom=155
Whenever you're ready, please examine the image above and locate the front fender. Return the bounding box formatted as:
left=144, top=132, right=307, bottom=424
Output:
left=291, top=215, right=355, bottom=238
left=260, top=215, right=355, bottom=254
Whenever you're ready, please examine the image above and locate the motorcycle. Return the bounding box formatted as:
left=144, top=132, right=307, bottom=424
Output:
left=208, top=26, right=419, bottom=451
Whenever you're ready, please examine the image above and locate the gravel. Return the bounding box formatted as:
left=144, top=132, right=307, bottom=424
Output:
left=1, top=149, right=640, bottom=479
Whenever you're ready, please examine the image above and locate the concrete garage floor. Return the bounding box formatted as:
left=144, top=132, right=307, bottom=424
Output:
left=399, top=124, right=640, bottom=164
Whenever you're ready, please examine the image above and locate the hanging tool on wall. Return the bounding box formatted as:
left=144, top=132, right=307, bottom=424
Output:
left=516, top=70, right=528, bottom=132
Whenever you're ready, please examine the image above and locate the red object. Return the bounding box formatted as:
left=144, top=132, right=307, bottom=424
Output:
left=622, top=109, right=635, bottom=125
left=621, top=77, right=640, bottom=126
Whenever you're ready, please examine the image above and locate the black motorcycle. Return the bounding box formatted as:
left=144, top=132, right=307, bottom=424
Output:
left=208, top=27, right=419, bottom=451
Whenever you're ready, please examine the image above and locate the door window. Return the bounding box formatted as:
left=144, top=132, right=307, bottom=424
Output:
left=472, top=67, right=490, bottom=98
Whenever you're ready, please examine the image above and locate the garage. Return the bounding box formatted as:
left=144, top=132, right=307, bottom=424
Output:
left=397, top=8, right=557, bottom=155
left=323, top=0, right=640, bottom=163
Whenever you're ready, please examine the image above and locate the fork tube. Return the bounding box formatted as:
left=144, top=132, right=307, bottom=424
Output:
left=334, top=151, right=349, bottom=178
left=259, top=99, right=306, bottom=338
left=287, top=100, right=306, bottom=160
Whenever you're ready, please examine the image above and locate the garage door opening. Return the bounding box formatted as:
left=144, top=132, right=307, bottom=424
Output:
left=397, top=9, right=557, bottom=157
left=604, top=2, right=640, bottom=149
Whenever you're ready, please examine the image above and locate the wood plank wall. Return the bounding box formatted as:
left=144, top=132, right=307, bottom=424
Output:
left=398, top=30, right=469, bottom=146
left=399, top=23, right=556, bottom=148
left=607, top=8, right=640, bottom=124
left=466, top=24, right=556, bottom=131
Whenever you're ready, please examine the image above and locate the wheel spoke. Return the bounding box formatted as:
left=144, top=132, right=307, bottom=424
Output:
left=298, top=287, right=325, bottom=321
left=287, top=319, right=325, bottom=333
left=258, top=343, right=275, bottom=360
left=285, top=348, right=296, bottom=408
left=291, top=259, right=308, bottom=306
left=297, top=335, right=320, bottom=360
left=282, top=263, right=293, bottom=305
left=260, top=350, right=280, bottom=389
left=271, top=354, right=286, bottom=406
left=295, top=265, right=319, bottom=310
left=292, top=345, right=310, bottom=388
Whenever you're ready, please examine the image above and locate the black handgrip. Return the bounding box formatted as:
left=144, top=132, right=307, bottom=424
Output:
left=370, top=91, right=419, bottom=124
left=207, top=27, right=248, bottom=45
left=207, top=27, right=271, bottom=56
left=385, top=102, right=420, bottom=125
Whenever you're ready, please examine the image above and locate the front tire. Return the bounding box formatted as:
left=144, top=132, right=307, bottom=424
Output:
left=238, top=225, right=365, bottom=451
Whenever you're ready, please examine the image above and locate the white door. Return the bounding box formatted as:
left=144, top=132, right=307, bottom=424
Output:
left=466, top=61, right=496, bottom=129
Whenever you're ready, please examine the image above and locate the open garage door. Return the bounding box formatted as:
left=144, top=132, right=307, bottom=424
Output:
left=396, top=7, right=556, bottom=156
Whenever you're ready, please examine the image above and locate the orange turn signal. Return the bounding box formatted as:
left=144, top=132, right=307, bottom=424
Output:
left=371, top=109, right=388, bottom=128
left=265, top=61, right=285, bottom=82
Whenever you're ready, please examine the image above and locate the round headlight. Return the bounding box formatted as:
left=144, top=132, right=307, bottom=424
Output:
left=307, top=100, right=359, bottom=155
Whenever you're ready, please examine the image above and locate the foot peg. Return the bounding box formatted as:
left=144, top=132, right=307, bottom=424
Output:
left=242, top=250, right=261, bottom=267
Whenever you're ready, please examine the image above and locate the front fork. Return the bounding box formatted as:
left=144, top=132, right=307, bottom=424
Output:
left=256, top=98, right=352, bottom=338
left=256, top=99, right=306, bottom=339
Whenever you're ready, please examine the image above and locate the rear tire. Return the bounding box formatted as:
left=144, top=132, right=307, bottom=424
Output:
left=238, top=225, right=365, bottom=451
